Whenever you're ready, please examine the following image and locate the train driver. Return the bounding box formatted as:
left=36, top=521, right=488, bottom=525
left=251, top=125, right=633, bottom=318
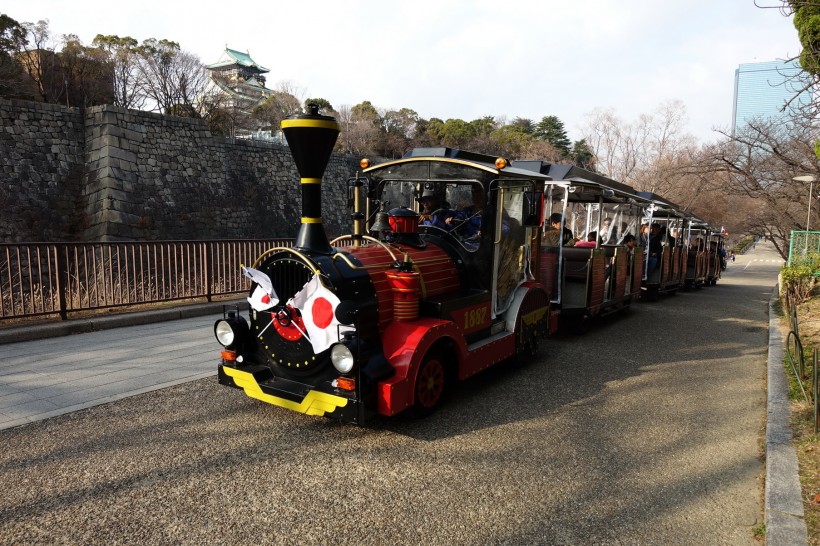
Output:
left=446, top=185, right=485, bottom=239
left=417, top=188, right=455, bottom=230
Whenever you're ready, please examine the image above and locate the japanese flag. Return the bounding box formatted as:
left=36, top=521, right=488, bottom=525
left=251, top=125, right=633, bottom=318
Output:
left=288, top=274, right=349, bottom=354
left=243, top=266, right=279, bottom=311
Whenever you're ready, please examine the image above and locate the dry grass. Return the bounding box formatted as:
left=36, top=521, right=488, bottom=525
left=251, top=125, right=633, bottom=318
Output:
left=787, top=295, right=820, bottom=545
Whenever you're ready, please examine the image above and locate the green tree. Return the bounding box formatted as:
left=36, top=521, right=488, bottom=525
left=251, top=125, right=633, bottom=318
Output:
left=791, top=1, right=820, bottom=76
left=380, top=107, right=419, bottom=158
left=0, top=13, right=29, bottom=99
left=465, top=116, right=500, bottom=154
left=0, top=14, right=26, bottom=53
left=351, top=100, right=380, bottom=123
left=92, top=34, right=141, bottom=108
left=490, top=124, right=534, bottom=158
left=571, top=138, right=595, bottom=169
left=535, top=115, right=571, bottom=156
left=304, top=97, right=333, bottom=113
left=421, top=117, right=445, bottom=145
left=19, top=19, right=61, bottom=103
left=253, top=90, right=302, bottom=129
left=134, top=38, right=180, bottom=112
left=469, top=116, right=496, bottom=135
left=510, top=117, right=535, bottom=134
left=342, top=100, right=382, bottom=156
left=778, top=2, right=820, bottom=114
left=438, top=118, right=477, bottom=148
left=59, top=34, right=114, bottom=107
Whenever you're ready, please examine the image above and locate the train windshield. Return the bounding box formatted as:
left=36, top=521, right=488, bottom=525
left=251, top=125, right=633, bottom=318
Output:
left=377, top=180, right=486, bottom=250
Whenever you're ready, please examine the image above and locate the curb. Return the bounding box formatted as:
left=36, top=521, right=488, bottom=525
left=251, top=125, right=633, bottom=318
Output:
left=0, top=299, right=248, bottom=345
left=766, top=287, right=809, bottom=544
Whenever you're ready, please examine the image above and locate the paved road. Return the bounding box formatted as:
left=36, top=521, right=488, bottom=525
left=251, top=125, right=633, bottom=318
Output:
left=0, top=244, right=794, bottom=544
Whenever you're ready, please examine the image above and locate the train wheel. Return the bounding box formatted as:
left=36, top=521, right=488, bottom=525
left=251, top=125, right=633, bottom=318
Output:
left=514, top=325, right=539, bottom=364
left=412, top=352, right=447, bottom=416
left=643, top=287, right=659, bottom=302
left=523, top=328, right=539, bottom=357
left=571, top=315, right=590, bottom=335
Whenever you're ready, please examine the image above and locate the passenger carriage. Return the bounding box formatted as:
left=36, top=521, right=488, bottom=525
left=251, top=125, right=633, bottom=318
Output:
left=704, top=229, right=726, bottom=286
left=685, top=217, right=711, bottom=289
left=513, top=162, right=644, bottom=330
left=636, top=192, right=687, bottom=300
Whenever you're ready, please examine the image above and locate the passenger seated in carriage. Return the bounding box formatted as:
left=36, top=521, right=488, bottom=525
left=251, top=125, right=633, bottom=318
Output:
left=543, top=212, right=574, bottom=247
left=622, top=234, right=637, bottom=254
left=574, top=231, right=598, bottom=248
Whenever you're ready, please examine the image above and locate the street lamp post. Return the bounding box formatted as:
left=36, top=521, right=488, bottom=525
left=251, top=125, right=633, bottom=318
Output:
left=794, top=175, right=817, bottom=256
left=794, top=175, right=817, bottom=230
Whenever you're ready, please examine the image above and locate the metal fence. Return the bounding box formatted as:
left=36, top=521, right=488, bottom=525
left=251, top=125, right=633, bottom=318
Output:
left=786, top=303, right=820, bottom=432
left=0, top=239, right=292, bottom=321
left=788, top=230, right=820, bottom=265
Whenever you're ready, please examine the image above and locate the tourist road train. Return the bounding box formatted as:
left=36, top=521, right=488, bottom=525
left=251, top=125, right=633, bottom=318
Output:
left=213, top=106, right=726, bottom=425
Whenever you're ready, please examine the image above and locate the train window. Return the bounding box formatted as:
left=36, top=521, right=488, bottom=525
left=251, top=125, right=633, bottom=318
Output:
left=447, top=184, right=485, bottom=251
left=600, top=205, right=639, bottom=245
left=563, top=202, right=641, bottom=246
left=380, top=181, right=418, bottom=210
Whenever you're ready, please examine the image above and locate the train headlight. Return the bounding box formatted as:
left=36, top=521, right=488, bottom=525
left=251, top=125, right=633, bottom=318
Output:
left=215, top=320, right=235, bottom=346
left=330, top=343, right=355, bottom=374
left=214, top=312, right=249, bottom=349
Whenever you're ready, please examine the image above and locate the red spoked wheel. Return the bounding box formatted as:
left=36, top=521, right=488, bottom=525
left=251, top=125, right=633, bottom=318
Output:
left=413, top=353, right=447, bottom=415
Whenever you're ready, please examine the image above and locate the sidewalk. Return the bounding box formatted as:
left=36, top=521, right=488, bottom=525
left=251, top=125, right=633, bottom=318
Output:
left=0, top=300, right=245, bottom=430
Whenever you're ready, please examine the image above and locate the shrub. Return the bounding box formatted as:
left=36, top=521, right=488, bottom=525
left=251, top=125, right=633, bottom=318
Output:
left=782, top=253, right=820, bottom=307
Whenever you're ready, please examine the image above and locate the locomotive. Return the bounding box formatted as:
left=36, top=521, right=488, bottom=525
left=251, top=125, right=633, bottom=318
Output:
left=214, top=106, right=555, bottom=424
left=213, top=107, right=724, bottom=424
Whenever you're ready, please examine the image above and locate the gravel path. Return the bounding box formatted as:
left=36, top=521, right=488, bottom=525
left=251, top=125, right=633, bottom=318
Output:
left=0, top=255, right=777, bottom=545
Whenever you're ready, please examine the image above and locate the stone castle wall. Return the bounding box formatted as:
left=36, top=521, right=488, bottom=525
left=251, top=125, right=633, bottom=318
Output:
left=0, top=100, right=86, bottom=241
left=0, top=99, right=360, bottom=242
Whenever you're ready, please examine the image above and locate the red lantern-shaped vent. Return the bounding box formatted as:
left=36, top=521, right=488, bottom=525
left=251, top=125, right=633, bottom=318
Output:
left=385, top=269, right=420, bottom=321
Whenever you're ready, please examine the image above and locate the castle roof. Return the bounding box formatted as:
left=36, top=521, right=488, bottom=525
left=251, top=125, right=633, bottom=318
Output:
left=206, top=47, right=269, bottom=73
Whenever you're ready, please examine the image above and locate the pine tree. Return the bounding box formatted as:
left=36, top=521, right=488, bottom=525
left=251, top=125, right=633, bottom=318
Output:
left=535, top=116, right=571, bottom=156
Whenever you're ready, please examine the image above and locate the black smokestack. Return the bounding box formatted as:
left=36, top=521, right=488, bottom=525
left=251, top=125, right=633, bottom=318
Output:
left=281, top=104, right=340, bottom=254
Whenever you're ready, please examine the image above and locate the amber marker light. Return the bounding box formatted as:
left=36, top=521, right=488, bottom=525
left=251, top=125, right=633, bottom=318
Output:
left=221, top=350, right=237, bottom=361
left=360, top=157, right=370, bottom=169
left=335, top=377, right=356, bottom=391
left=495, top=157, right=507, bottom=169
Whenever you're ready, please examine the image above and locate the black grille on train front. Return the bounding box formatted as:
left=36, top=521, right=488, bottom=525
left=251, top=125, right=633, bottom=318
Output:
left=264, top=256, right=314, bottom=300
left=253, top=254, right=325, bottom=375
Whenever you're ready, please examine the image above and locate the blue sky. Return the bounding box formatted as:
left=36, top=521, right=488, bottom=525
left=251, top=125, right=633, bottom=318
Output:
left=3, top=0, right=804, bottom=144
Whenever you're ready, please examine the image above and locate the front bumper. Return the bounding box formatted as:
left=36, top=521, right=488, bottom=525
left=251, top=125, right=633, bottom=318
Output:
left=218, top=364, right=361, bottom=423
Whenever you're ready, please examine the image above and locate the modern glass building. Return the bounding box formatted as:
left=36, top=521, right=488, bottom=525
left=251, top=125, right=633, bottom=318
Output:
left=732, top=59, right=812, bottom=135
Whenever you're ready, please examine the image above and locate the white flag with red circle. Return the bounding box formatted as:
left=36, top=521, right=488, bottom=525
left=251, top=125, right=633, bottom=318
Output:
left=288, top=274, right=349, bottom=354
left=242, top=266, right=279, bottom=311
